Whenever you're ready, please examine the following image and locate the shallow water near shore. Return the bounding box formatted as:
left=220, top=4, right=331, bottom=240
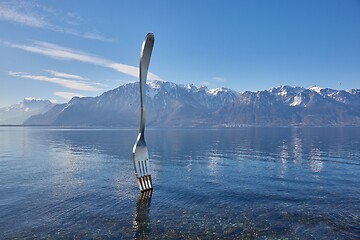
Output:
left=0, top=126, right=359, bottom=239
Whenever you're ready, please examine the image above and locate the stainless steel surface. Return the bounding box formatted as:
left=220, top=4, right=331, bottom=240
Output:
left=132, top=33, right=154, bottom=192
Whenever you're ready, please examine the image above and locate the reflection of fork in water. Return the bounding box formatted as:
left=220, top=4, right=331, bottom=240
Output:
left=132, top=33, right=154, bottom=192
left=134, top=190, right=153, bottom=239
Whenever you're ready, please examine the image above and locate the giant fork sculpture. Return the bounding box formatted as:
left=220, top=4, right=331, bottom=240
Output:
left=132, top=33, right=154, bottom=192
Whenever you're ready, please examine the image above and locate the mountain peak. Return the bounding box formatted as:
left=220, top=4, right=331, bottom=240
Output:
left=309, top=86, right=323, bottom=93
left=207, top=87, right=237, bottom=96
left=0, top=98, right=55, bottom=125
left=347, top=89, right=360, bottom=95
left=268, top=85, right=304, bottom=97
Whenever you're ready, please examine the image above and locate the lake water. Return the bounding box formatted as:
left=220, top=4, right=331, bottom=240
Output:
left=0, top=126, right=359, bottom=239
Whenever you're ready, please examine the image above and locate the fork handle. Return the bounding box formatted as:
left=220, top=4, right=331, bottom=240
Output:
left=139, top=33, right=155, bottom=135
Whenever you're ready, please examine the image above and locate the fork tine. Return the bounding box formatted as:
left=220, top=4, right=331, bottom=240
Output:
left=143, top=178, right=148, bottom=190
left=141, top=177, right=147, bottom=190
left=141, top=162, right=148, bottom=189
left=148, top=175, right=153, bottom=189
left=147, top=176, right=152, bottom=189
left=144, top=160, right=149, bottom=175
left=143, top=176, right=149, bottom=190
left=141, top=161, right=146, bottom=176
left=137, top=178, right=143, bottom=191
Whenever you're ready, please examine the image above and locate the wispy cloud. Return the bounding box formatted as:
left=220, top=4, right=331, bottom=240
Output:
left=83, top=31, right=115, bottom=42
left=3, top=40, right=162, bottom=80
left=45, top=70, right=88, bottom=80
left=91, top=82, right=108, bottom=87
left=54, top=91, right=84, bottom=101
left=66, top=12, right=82, bottom=26
left=4, top=40, right=109, bottom=64
left=0, top=1, right=112, bottom=41
left=212, top=77, right=226, bottom=82
left=0, top=2, right=48, bottom=28
left=9, top=71, right=101, bottom=91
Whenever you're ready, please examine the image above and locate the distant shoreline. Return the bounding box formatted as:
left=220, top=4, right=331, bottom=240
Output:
left=1, top=125, right=360, bottom=129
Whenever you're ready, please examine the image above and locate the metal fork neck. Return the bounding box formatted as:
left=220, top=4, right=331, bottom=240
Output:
left=138, top=33, right=154, bottom=135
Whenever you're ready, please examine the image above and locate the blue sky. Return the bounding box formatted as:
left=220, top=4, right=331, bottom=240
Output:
left=0, top=0, right=359, bottom=107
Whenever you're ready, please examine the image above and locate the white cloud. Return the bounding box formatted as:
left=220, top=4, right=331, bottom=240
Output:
left=0, top=3, right=48, bottom=28
left=0, top=2, right=112, bottom=42
left=108, top=63, right=161, bottom=80
left=9, top=71, right=101, bottom=91
left=54, top=91, right=84, bottom=101
left=45, top=70, right=88, bottom=80
left=4, top=40, right=162, bottom=80
left=212, top=77, right=226, bottom=82
left=83, top=32, right=115, bottom=42
left=5, top=40, right=109, bottom=64
left=91, top=82, right=108, bottom=87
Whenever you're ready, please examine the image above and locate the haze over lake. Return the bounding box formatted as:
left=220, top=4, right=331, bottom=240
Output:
left=0, top=126, right=359, bottom=239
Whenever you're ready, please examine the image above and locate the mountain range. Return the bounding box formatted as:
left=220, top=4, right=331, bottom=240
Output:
left=19, top=81, right=360, bottom=127
left=0, top=98, right=55, bottom=125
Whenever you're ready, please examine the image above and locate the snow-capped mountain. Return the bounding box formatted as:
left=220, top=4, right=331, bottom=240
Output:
left=0, top=98, right=55, bottom=125
left=24, top=82, right=360, bottom=126
left=218, top=85, right=360, bottom=126
left=24, top=81, right=240, bottom=126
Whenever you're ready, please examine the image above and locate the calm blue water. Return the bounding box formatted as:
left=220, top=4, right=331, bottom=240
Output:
left=0, top=127, right=359, bottom=239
